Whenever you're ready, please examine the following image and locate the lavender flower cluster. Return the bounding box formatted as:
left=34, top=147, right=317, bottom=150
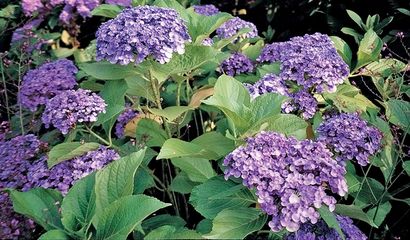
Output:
left=317, top=112, right=383, bottom=166
left=115, top=108, right=139, bottom=138
left=29, top=146, right=119, bottom=195
left=19, top=59, right=78, bottom=112
left=220, top=53, right=254, bottom=76
left=96, top=6, right=191, bottom=65
left=193, top=4, right=220, bottom=16
left=0, top=121, right=10, bottom=142
left=0, top=134, right=43, bottom=239
left=59, top=0, right=100, bottom=24
left=216, top=17, right=258, bottom=42
left=224, top=131, right=347, bottom=232
left=285, top=215, right=367, bottom=240
left=105, top=0, right=132, bottom=6
left=248, top=74, right=318, bottom=119
left=258, top=33, right=349, bottom=93
left=42, top=89, right=106, bottom=134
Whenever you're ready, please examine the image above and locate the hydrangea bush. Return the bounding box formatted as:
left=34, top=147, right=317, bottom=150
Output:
left=0, top=1, right=409, bottom=240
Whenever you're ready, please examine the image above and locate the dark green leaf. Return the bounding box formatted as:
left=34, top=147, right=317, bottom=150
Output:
left=318, top=207, right=345, bottom=240
left=335, top=204, right=377, bottom=227
left=91, top=4, right=122, bottom=18
left=142, top=214, right=186, bottom=232
left=145, top=225, right=202, bottom=239
left=38, top=230, right=69, bottom=240
left=48, top=142, right=100, bottom=168
left=170, top=172, right=199, bottom=194
left=79, top=62, right=143, bottom=80
left=386, top=99, right=410, bottom=133
left=366, top=201, right=392, bottom=227
left=403, top=161, right=410, bottom=176
left=171, top=157, right=216, bottom=183
left=125, top=75, right=155, bottom=101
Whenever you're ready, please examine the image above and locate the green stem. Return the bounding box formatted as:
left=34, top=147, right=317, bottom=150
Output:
left=17, top=60, right=24, bottom=135
left=0, top=58, right=10, bottom=121
left=84, top=125, right=111, bottom=146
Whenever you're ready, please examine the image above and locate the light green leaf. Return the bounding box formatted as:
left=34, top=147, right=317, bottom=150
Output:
left=145, top=225, right=202, bottom=239
left=157, top=138, right=219, bottom=160
left=335, top=204, right=378, bottom=227
left=190, top=11, right=232, bottom=42
left=397, top=8, right=410, bottom=16
left=355, top=29, right=383, bottom=71
left=346, top=10, right=365, bottom=29
left=204, top=207, right=267, bottom=239
left=149, top=106, right=193, bottom=122
left=61, top=173, right=96, bottom=235
left=318, top=207, right=345, bottom=240
left=257, top=62, right=281, bottom=77
left=95, top=149, right=146, bottom=211
left=191, top=132, right=235, bottom=157
left=91, top=4, right=122, bottom=18
left=330, top=36, right=353, bottom=67
left=242, top=40, right=264, bottom=61
left=48, top=142, right=100, bottom=168
left=38, top=230, right=69, bottom=240
left=250, top=93, right=288, bottom=122
left=359, top=58, right=406, bottom=77
left=367, top=201, right=392, bottom=227
left=125, top=75, right=155, bottom=101
left=341, top=27, right=362, bottom=43
left=171, top=157, right=216, bottom=183
left=9, top=188, right=63, bottom=231
left=93, top=195, right=170, bottom=240
left=79, top=62, right=143, bottom=80
left=386, top=99, right=410, bottom=133
left=189, top=177, right=256, bottom=219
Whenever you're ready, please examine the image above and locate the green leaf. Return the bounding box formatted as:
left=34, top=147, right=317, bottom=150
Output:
left=355, top=29, right=383, bottom=71
left=95, top=149, right=146, bottom=211
left=189, top=177, right=256, bottom=219
left=330, top=36, right=353, bottom=67
left=346, top=10, right=365, bottom=29
left=242, top=40, right=264, bottom=61
left=318, top=207, right=345, bottom=240
left=91, top=4, right=122, bottom=18
left=190, top=11, right=232, bottom=42
left=196, top=219, right=213, bottom=234
left=134, top=118, right=168, bottom=147
left=359, top=58, right=406, bottom=77
left=397, top=8, right=410, bottom=16
left=145, top=226, right=202, bottom=239
left=403, top=161, right=410, bottom=176
left=171, top=157, right=216, bottom=183
left=133, top=168, right=155, bottom=194
left=79, top=62, right=143, bottom=80
left=191, top=132, right=235, bottom=157
left=257, top=62, right=281, bottom=77
left=355, top=177, right=391, bottom=206
left=149, top=106, right=193, bottom=122
left=125, top=75, right=155, bottom=101
left=153, top=0, right=189, bottom=21
left=335, top=204, right=377, bottom=227
left=367, top=201, right=392, bottom=227
left=38, top=230, right=69, bottom=240
left=386, top=99, right=410, bottom=133
left=9, top=188, right=63, bottom=230
left=204, top=207, right=267, bottom=239
left=0, top=5, right=19, bottom=18
left=92, top=195, right=170, bottom=240
left=142, top=214, right=186, bottom=232
left=341, top=27, right=362, bottom=43
left=53, top=48, right=75, bottom=58
left=157, top=138, right=219, bottom=160
left=48, top=142, right=100, bottom=168
left=61, top=173, right=96, bottom=235
left=250, top=93, right=288, bottom=123
left=170, top=172, right=199, bottom=194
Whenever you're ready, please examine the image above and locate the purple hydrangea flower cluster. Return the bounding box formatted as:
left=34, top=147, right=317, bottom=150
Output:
left=59, top=0, right=100, bottom=24
left=258, top=33, right=349, bottom=93
left=317, top=112, right=383, bottom=166
left=42, top=89, right=106, bottom=134
left=11, top=18, right=43, bottom=43
left=0, top=134, right=43, bottom=239
left=285, top=215, right=367, bottom=240
left=21, top=0, right=44, bottom=16
left=0, top=121, right=10, bottom=142
left=96, top=6, right=191, bottom=65
left=193, top=4, right=220, bottom=16
left=220, top=52, right=254, bottom=76
left=224, top=131, right=347, bottom=232
left=19, top=59, right=78, bottom=112
left=115, top=108, right=139, bottom=138
left=105, top=0, right=132, bottom=7
left=28, top=146, right=119, bottom=195
left=248, top=73, right=318, bottom=119
left=216, top=17, right=258, bottom=42
left=202, top=38, right=214, bottom=46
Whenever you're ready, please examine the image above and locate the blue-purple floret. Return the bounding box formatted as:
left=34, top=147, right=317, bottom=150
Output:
left=193, top=4, right=220, bottom=16
left=115, top=108, right=139, bottom=138
left=220, top=53, right=254, bottom=76
left=317, top=112, right=383, bottom=166
left=285, top=215, right=367, bottom=240
left=202, top=38, right=214, bottom=46
left=0, top=134, right=42, bottom=239
left=28, top=146, right=119, bottom=195
left=258, top=33, right=349, bottom=93
left=19, top=59, right=78, bottom=112
left=105, top=0, right=132, bottom=7
left=60, top=0, right=100, bottom=24
left=216, top=17, right=258, bottom=42
left=223, top=131, right=348, bottom=232
left=42, top=89, right=106, bottom=134
left=96, top=6, right=191, bottom=65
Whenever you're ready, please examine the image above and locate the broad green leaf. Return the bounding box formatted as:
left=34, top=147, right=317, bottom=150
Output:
left=386, top=99, right=410, bottom=133
left=95, top=149, right=146, bottom=211
left=142, top=214, right=186, bottom=232
left=149, top=106, right=193, bottom=122
left=9, top=188, right=63, bottom=230
left=346, top=10, right=365, bottom=29
left=204, top=207, right=267, bottom=239
left=318, top=207, right=345, bottom=240
left=330, top=36, right=353, bottom=67
left=341, top=27, right=362, bottom=43
left=93, top=195, right=170, bottom=240
left=355, top=177, right=391, bottom=206
left=403, top=161, right=410, bottom=176
left=355, top=29, right=383, bottom=71
left=250, top=93, right=288, bottom=122
left=366, top=201, right=392, bottom=227
left=189, top=177, right=256, bottom=219
left=48, top=142, right=100, bottom=168
left=242, top=40, right=264, bottom=61
left=145, top=226, right=202, bottom=239
left=257, top=62, right=281, bottom=77
left=125, top=75, right=155, bottom=101
left=135, top=118, right=168, bottom=147
left=196, top=219, right=213, bottom=234
left=170, top=172, right=199, bottom=194
left=53, top=48, right=75, bottom=58
left=191, top=132, right=235, bottom=157
left=190, top=11, right=232, bottom=41
left=157, top=138, right=219, bottom=160
left=79, top=62, right=143, bottom=80
left=91, top=4, right=122, bottom=18
left=153, top=0, right=189, bottom=21
left=61, top=173, right=96, bottom=235
left=38, top=230, right=69, bottom=240
left=397, top=8, right=410, bottom=16
left=133, top=168, right=155, bottom=194
left=171, top=157, right=216, bottom=183
left=335, top=204, right=377, bottom=227
left=359, top=58, right=406, bottom=77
